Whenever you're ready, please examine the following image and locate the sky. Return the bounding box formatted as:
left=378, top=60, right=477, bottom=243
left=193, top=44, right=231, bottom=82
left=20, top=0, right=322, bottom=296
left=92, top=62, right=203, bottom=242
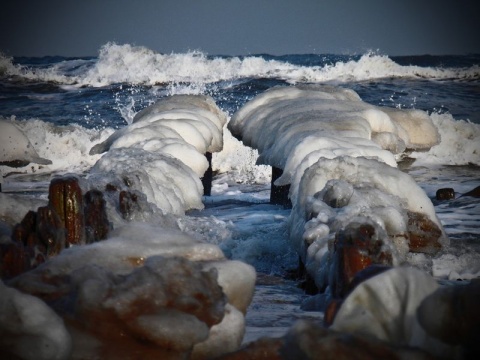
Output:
left=1, top=0, right=479, bottom=57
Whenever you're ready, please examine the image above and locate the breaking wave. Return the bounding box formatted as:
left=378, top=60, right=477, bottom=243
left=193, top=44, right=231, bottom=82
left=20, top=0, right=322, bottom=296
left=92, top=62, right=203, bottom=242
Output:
left=2, top=43, right=479, bottom=87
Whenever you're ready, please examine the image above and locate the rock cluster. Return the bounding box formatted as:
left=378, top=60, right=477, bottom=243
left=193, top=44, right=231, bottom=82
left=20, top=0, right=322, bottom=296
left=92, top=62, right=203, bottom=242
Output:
left=1, top=175, right=110, bottom=280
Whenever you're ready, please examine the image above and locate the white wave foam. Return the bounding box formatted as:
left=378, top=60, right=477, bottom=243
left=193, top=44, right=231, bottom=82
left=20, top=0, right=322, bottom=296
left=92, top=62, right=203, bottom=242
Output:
left=0, top=116, right=113, bottom=179
left=4, top=44, right=478, bottom=87
left=411, top=113, right=480, bottom=166
left=0, top=53, right=77, bottom=84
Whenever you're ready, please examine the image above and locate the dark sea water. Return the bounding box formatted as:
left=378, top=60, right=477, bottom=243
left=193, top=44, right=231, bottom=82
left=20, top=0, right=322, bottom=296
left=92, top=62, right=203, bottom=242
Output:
left=1, top=43, right=479, bottom=344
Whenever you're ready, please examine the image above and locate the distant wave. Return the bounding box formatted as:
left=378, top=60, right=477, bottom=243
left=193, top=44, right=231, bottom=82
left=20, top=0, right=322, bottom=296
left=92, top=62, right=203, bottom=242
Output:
left=2, top=43, right=479, bottom=87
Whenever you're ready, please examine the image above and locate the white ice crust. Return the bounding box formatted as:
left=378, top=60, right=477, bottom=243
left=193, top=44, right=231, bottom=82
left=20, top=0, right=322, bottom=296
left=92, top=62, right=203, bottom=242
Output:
left=89, top=94, right=227, bottom=215
left=0, top=281, right=72, bottom=360
left=332, top=267, right=461, bottom=358
left=4, top=223, right=256, bottom=359
left=228, top=84, right=447, bottom=286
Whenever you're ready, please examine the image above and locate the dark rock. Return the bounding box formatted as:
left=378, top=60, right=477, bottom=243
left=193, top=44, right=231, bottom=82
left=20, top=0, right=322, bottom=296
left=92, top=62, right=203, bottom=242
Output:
left=84, top=189, right=110, bottom=243
left=417, top=279, right=480, bottom=359
left=0, top=242, right=30, bottom=279
left=462, top=185, right=480, bottom=198
left=270, top=167, right=291, bottom=208
left=201, top=152, right=213, bottom=196
left=436, top=188, right=455, bottom=200
left=11, top=210, right=37, bottom=245
left=36, top=205, right=66, bottom=257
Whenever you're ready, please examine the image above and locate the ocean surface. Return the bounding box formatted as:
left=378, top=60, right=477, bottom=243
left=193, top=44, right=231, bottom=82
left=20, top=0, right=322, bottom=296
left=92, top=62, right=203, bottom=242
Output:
left=1, top=43, right=480, bottom=343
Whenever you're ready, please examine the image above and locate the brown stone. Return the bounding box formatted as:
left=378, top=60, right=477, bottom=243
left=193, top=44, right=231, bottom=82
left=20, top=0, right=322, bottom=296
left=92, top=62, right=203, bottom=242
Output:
left=407, top=211, right=442, bottom=254
left=436, top=188, right=455, bottom=200
left=49, top=176, right=85, bottom=246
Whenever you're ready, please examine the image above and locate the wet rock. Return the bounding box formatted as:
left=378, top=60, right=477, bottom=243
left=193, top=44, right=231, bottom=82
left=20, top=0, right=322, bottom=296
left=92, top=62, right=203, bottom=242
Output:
left=436, top=188, right=455, bottom=200
left=462, top=185, right=480, bottom=198
left=36, top=205, right=66, bottom=257
left=84, top=189, right=110, bottom=243
left=407, top=211, right=443, bottom=254
left=7, top=205, right=65, bottom=273
left=49, top=176, right=85, bottom=246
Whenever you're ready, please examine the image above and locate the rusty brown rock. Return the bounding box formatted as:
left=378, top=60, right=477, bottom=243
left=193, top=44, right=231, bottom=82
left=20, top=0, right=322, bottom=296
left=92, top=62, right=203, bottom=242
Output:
left=49, top=176, right=85, bottom=246
left=84, top=189, right=110, bottom=243
left=330, top=223, right=392, bottom=298
left=407, top=211, right=442, bottom=254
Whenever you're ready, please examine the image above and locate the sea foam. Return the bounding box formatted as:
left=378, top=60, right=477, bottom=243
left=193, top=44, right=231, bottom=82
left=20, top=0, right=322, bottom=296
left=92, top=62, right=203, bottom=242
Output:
left=2, top=44, right=479, bottom=87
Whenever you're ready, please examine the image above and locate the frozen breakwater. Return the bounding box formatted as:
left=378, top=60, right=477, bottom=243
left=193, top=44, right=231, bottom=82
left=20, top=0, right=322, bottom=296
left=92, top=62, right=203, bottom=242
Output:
left=227, top=85, right=478, bottom=359
left=0, top=95, right=257, bottom=359
left=0, top=86, right=478, bottom=359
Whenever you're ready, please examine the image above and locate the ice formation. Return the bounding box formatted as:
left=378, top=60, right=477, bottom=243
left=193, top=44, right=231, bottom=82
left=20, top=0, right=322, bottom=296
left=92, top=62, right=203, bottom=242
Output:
left=228, top=84, right=447, bottom=289
left=331, top=267, right=461, bottom=358
left=89, top=94, right=227, bottom=215
left=4, top=223, right=255, bottom=359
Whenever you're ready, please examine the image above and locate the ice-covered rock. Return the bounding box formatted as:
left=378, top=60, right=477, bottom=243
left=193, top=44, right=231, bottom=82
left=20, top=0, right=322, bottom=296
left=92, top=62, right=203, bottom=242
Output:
left=0, top=280, right=72, bottom=360
left=6, top=223, right=256, bottom=359
left=331, top=267, right=462, bottom=359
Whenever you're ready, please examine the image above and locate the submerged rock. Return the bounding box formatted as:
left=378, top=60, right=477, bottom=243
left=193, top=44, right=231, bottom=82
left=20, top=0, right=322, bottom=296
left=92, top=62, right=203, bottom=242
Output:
left=436, top=188, right=455, bottom=200
left=462, top=185, right=480, bottom=198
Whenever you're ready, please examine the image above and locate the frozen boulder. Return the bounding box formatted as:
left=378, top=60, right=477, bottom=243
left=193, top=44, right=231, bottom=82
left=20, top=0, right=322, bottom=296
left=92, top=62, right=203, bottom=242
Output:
left=331, top=267, right=462, bottom=359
